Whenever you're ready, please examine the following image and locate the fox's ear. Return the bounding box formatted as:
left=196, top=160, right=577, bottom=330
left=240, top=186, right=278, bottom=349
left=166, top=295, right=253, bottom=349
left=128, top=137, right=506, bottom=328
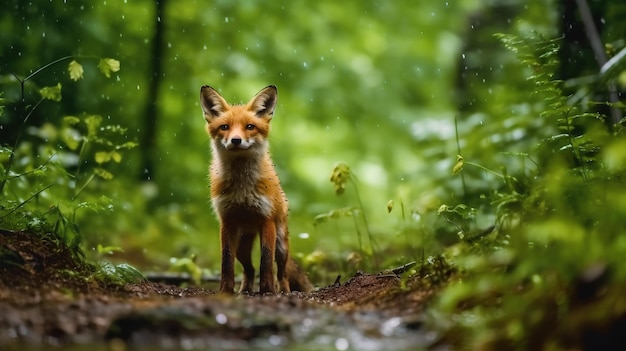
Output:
left=200, top=86, right=230, bottom=120
left=248, top=85, right=277, bottom=118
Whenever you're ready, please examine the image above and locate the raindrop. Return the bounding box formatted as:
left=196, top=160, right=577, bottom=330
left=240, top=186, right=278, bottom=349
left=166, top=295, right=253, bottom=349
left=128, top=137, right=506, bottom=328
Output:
left=335, top=338, right=349, bottom=350
left=225, top=17, right=229, bottom=23
left=136, top=85, right=141, bottom=90
left=303, top=62, right=308, bottom=68
left=203, top=45, right=207, bottom=50
left=461, top=53, right=465, bottom=59
left=215, top=313, right=227, bottom=324
left=167, top=42, right=172, bottom=48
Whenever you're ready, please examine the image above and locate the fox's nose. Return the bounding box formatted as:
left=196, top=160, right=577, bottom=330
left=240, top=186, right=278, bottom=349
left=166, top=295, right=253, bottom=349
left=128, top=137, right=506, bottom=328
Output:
left=231, top=138, right=242, bottom=145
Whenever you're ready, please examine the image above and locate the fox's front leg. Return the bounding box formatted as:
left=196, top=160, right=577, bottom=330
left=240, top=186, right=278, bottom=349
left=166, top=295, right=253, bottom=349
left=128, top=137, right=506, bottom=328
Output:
left=219, top=221, right=238, bottom=294
left=259, top=220, right=277, bottom=294
left=236, top=233, right=256, bottom=294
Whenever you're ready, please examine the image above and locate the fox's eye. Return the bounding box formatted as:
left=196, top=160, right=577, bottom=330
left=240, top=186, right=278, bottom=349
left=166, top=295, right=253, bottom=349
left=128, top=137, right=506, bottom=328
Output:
left=219, top=125, right=229, bottom=131
left=246, top=124, right=255, bottom=130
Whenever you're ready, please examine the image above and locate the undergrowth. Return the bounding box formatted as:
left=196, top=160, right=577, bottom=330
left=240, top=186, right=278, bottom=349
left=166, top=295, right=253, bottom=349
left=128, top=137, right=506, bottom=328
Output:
left=0, top=56, right=143, bottom=285
left=425, top=34, right=626, bottom=350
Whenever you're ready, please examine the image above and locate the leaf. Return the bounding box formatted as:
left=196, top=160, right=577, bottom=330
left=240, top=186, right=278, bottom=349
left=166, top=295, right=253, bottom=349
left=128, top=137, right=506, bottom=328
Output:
left=119, top=141, right=139, bottom=149
left=68, top=60, right=84, bottom=81
left=94, top=168, right=114, bottom=180
left=452, top=155, right=464, bottom=175
left=111, top=151, right=122, bottom=163
left=61, top=127, right=82, bottom=150
left=39, top=83, right=62, bottom=102
left=63, top=116, right=80, bottom=126
left=95, top=151, right=122, bottom=164
left=84, top=115, right=102, bottom=137
left=599, top=47, right=626, bottom=85
left=97, top=244, right=124, bottom=255
left=98, top=58, right=120, bottom=78
left=114, top=263, right=145, bottom=283
left=95, top=151, right=111, bottom=164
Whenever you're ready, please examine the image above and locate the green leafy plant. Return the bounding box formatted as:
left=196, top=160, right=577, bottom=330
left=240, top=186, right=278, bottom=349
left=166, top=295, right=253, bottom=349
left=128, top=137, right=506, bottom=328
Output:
left=427, top=33, right=626, bottom=350
left=0, top=56, right=133, bottom=260
left=93, top=244, right=145, bottom=285
left=314, top=162, right=379, bottom=268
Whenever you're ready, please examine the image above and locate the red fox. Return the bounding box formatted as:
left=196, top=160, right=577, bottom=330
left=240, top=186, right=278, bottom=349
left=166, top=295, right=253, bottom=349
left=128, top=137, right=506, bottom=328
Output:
left=199, top=85, right=312, bottom=294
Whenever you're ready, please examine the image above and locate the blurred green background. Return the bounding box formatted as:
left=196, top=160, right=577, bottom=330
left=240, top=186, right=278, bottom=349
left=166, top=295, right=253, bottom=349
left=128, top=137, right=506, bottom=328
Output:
left=1, top=0, right=624, bottom=285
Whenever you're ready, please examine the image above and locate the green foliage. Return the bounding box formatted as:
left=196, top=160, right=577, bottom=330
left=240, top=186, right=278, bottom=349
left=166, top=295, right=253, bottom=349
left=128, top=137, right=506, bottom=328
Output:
left=92, top=243, right=145, bottom=285
left=2, top=7, right=626, bottom=349
left=95, top=261, right=145, bottom=285
left=427, top=32, right=626, bottom=350
left=316, top=162, right=378, bottom=269
left=0, top=55, right=133, bottom=261
left=168, top=254, right=204, bottom=286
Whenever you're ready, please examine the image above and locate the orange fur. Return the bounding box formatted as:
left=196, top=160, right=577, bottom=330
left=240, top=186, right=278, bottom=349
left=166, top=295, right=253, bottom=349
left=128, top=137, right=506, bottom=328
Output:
left=199, top=85, right=312, bottom=294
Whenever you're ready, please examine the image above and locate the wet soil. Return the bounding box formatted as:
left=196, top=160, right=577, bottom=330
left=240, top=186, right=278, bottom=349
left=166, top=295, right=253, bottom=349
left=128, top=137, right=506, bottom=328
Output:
left=0, top=230, right=446, bottom=350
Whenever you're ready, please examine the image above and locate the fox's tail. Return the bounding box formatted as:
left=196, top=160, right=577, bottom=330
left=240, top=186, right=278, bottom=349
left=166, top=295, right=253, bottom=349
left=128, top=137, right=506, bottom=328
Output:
left=286, top=257, right=313, bottom=292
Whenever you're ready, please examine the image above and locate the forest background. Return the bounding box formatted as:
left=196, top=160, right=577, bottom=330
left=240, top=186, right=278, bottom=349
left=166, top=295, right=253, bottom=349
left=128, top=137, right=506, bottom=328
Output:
left=1, top=0, right=626, bottom=303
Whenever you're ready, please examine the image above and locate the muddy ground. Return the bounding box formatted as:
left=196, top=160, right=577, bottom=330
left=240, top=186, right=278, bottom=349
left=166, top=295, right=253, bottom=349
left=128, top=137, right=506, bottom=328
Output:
left=0, top=229, right=448, bottom=350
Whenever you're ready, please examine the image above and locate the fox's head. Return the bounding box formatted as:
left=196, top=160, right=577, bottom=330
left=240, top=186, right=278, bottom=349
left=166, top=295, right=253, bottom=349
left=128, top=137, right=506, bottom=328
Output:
left=200, top=85, right=277, bottom=157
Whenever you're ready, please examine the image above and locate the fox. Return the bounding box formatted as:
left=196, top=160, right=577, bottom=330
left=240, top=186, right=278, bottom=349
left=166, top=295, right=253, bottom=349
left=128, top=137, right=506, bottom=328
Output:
left=199, top=85, right=313, bottom=294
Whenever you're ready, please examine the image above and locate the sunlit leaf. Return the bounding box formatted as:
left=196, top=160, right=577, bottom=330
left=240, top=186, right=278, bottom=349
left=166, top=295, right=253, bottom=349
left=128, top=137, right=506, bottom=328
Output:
left=437, top=204, right=449, bottom=214
left=61, top=127, right=82, bottom=150
left=95, top=151, right=111, bottom=164
left=63, top=116, right=80, bottom=125
left=97, top=244, right=124, bottom=255
left=94, top=168, right=113, bottom=180
left=98, top=58, right=121, bottom=78
left=111, top=151, right=122, bottom=163
left=119, top=141, right=139, bottom=149
left=39, top=83, right=62, bottom=101
left=84, top=115, right=102, bottom=137
left=68, top=60, right=84, bottom=81
left=452, top=155, right=464, bottom=175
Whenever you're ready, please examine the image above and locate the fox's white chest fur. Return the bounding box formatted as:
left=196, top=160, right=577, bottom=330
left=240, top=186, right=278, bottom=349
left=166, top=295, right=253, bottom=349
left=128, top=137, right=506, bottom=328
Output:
left=211, top=150, right=273, bottom=219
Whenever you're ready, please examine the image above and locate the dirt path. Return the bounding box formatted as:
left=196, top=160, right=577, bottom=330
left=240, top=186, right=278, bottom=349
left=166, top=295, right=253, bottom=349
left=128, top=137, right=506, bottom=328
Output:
left=0, top=230, right=445, bottom=350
